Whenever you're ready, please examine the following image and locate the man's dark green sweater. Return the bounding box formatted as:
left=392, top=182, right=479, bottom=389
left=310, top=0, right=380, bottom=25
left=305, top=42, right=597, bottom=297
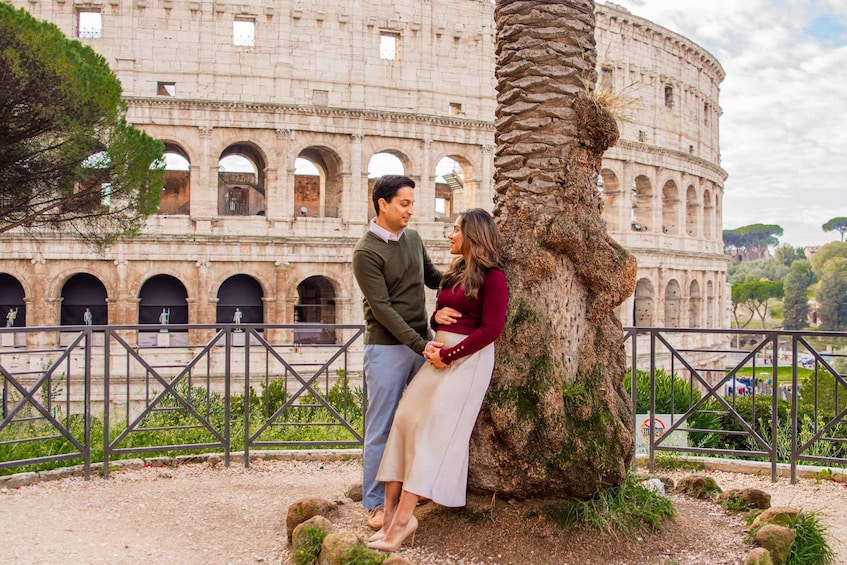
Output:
left=352, top=229, right=442, bottom=355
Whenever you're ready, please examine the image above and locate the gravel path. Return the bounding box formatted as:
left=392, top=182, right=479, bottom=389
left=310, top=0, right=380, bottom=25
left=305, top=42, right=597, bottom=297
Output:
left=0, top=457, right=845, bottom=564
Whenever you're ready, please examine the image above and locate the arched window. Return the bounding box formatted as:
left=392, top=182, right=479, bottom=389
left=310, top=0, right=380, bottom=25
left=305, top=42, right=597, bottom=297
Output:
left=0, top=274, right=26, bottom=329
left=703, top=189, right=713, bottom=239
left=664, top=280, right=682, bottom=328
left=294, top=147, right=343, bottom=218
left=217, top=275, right=264, bottom=325
left=295, top=276, right=336, bottom=344
left=158, top=144, right=190, bottom=215
left=138, top=275, right=188, bottom=327
left=633, top=278, right=655, bottom=327
left=706, top=280, right=715, bottom=328
left=689, top=280, right=702, bottom=328
left=218, top=144, right=266, bottom=216
left=685, top=185, right=698, bottom=237
left=367, top=152, right=406, bottom=218
left=61, top=273, right=107, bottom=325
left=434, top=156, right=468, bottom=222
left=631, top=175, right=652, bottom=232
left=598, top=169, right=621, bottom=232
left=661, top=180, right=679, bottom=235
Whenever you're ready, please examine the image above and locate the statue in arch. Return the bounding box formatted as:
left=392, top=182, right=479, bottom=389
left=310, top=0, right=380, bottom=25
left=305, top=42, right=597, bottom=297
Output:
left=5, top=308, right=17, bottom=327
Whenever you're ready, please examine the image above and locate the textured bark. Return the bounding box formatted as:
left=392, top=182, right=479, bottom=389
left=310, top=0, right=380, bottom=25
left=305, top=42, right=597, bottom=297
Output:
left=468, top=0, right=638, bottom=499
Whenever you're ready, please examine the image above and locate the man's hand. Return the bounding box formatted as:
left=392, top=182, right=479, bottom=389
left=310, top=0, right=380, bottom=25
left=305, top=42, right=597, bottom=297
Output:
left=433, top=307, right=462, bottom=325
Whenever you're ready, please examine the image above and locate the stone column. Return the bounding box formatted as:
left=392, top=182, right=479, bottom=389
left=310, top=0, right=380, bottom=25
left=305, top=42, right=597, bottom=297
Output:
left=193, top=125, right=215, bottom=234
left=417, top=138, right=436, bottom=221
left=347, top=133, right=366, bottom=223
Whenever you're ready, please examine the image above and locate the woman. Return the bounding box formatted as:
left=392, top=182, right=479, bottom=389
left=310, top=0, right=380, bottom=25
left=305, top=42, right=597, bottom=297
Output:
left=368, top=208, right=508, bottom=552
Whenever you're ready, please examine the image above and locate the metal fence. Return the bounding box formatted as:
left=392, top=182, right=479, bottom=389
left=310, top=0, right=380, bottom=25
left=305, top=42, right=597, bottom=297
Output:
left=3, top=324, right=846, bottom=482
left=0, top=324, right=364, bottom=479
left=625, top=327, right=847, bottom=483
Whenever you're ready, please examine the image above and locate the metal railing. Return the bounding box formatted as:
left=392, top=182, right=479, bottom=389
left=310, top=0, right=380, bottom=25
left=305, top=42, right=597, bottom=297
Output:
left=625, top=327, right=847, bottom=482
left=1, top=323, right=364, bottom=478
left=3, top=324, right=846, bottom=482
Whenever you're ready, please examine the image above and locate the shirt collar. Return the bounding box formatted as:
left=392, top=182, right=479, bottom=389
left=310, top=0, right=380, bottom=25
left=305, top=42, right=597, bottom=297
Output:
left=369, top=218, right=404, bottom=242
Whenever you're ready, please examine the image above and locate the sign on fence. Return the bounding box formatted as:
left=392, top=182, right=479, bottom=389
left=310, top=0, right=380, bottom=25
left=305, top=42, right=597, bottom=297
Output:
left=635, top=414, right=689, bottom=455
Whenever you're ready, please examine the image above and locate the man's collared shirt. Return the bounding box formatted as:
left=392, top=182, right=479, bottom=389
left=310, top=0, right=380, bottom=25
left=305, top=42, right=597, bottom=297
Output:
left=369, top=218, right=404, bottom=242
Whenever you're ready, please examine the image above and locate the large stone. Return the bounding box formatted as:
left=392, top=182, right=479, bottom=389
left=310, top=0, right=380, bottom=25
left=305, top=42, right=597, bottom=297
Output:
left=291, top=515, right=335, bottom=551
left=751, top=506, right=801, bottom=529
left=346, top=482, right=363, bottom=502
left=720, top=488, right=771, bottom=510
left=675, top=475, right=722, bottom=499
left=743, top=547, right=774, bottom=565
left=753, top=524, right=795, bottom=565
left=317, top=531, right=362, bottom=565
left=286, top=497, right=333, bottom=542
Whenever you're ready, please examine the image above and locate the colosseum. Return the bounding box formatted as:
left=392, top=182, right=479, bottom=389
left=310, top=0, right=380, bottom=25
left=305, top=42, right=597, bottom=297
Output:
left=1, top=1, right=729, bottom=355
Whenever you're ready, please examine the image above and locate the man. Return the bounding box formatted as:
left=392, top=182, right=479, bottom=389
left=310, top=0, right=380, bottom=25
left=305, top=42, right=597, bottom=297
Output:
left=352, top=174, right=443, bottom=530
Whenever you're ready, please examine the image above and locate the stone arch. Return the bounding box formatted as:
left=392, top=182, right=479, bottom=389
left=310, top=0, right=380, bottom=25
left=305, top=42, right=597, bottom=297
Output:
left=366, top=150, right=411, bottom=217
left=218, top=142, right=267, bottom=216
left=159, top=142, right=191, bottom=215
left=0, top=273, right=27, bottom=328
left=61, top=273, right=108, bottom=326
left=633, top=278, right=655, bottom=327
left=706, top=280, right=715, bottom=328
left=294, top=145, right=344, bottom=218
left=434, top=154, right=473, bottom=222
left=216, top=274, right=264, bottom=325
left=598, top=168, right=622, bottom=232
left=689, top=279, right=702, bottom=328
left=661, top=179, right=679, bottom=235
left=631, top=174, right=653, bottom=232
left=138, top=274, right=189, bottom=327
left=686, top=184, right=698, bottom=237
left=664, top=279, right=682, bottom=328
left=294, top=275, right=337, bottom=344
left=703, top=188, right=713, bottom=239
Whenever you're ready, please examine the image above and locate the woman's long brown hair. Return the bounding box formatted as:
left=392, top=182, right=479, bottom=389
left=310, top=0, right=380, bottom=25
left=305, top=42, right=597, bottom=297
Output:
left=441, top=208, right=504, bottom=299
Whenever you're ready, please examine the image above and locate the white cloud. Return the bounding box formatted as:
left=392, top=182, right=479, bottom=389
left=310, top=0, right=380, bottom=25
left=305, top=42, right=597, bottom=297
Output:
left=605, top=0, right=847, bottom=247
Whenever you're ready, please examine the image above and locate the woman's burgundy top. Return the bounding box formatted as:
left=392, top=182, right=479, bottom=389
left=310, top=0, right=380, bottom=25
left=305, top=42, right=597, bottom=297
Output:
left=431, top=268, right=508, bottom=364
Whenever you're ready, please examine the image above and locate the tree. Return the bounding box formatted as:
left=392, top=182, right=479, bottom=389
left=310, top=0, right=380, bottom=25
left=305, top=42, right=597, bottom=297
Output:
left=773, top=243, right=804, bottom=267
left=817, top=257, right=847, bottom=331
left=723, top=224, right=783, bottom=261
left=0, top=3, right=164, bottom=244
left=732, top=280, right=783, bottom=330
left=782, top=262, right=815, bottom=330
left=469, top=0, right=637, bottom=500
left=810, top=241, right=847, bottom=278
left=823, top=217, right=847, bottom=242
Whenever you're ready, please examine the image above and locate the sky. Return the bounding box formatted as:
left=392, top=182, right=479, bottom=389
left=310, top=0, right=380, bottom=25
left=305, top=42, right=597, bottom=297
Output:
left=603, top=0, right=847, bottom=248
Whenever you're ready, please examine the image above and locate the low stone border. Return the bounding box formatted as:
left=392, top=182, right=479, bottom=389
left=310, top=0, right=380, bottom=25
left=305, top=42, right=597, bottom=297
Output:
left=0, top=449, right=363, bottom=489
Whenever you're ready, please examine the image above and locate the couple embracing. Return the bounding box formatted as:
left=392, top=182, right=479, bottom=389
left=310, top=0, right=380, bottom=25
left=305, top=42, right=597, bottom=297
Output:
left=352, top=175, right=509, bottom=552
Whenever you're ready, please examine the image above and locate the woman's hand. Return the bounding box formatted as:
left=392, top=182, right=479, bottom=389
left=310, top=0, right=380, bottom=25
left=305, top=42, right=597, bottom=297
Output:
left=434, top=307, right=462, bottom=326
left=423, top=343, right=449, bottom=369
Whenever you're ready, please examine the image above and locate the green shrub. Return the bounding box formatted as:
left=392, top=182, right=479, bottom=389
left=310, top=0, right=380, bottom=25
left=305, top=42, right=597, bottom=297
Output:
left=785, top=511, right=835, bottom=565
left=541, top=472, right=675, bottom=538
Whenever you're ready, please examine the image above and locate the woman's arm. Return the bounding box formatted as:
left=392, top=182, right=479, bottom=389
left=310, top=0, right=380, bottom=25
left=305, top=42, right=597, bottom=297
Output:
left=438, top=269, right=508, bottom=365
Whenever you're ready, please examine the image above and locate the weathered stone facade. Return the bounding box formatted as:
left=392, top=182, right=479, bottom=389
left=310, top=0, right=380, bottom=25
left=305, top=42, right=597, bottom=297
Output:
left=1, top=1, right=728, bottom=351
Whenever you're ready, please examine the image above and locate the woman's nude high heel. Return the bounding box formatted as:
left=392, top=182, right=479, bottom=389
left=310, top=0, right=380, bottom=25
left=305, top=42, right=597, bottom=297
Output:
left=367, top=515, right=417, bottom=552
left=367, top=530, right=385, bottom=543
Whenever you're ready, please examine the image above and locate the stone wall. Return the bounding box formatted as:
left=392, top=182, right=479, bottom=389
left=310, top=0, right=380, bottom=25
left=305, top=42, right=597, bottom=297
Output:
left=1, top=1, right=729, bottom=359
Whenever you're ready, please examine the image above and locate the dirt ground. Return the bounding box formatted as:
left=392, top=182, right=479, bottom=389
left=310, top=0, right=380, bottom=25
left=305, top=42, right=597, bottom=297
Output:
left=0, top=457, right=845, bottom=565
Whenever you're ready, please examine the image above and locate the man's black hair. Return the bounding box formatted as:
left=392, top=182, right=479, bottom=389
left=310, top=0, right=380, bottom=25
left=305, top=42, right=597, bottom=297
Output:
left=372, top=175, right=415, bottom=216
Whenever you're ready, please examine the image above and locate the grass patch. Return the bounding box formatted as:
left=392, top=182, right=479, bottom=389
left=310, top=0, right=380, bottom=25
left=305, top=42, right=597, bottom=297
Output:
left=340, top=545, right=388, bottom=565
left=785, top=512, right=834, bottom=565
left=541, top=472, right=674, bottom=539
left=291, top=525, right=326, bottom=565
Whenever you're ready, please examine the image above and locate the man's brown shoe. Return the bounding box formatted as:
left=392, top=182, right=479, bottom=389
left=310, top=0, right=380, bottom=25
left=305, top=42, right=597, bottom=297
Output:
left=367, top=507, right=385, bottom=530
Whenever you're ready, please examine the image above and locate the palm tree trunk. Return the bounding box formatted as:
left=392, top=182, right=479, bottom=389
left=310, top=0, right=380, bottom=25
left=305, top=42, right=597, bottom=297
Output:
left=468, top=0, right=638, bottom=499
